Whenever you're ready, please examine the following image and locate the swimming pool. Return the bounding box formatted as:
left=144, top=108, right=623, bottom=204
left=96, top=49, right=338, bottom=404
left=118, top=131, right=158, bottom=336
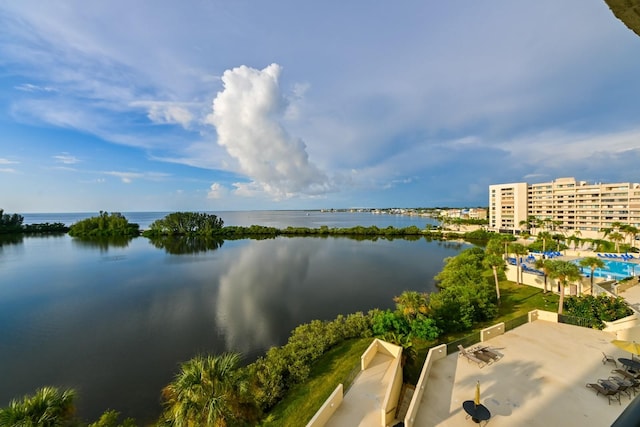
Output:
left=574, top=259, right=638, bottom=280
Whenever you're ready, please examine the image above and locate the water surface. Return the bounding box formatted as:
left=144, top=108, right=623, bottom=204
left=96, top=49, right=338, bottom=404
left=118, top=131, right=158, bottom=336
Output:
left=0, top=211, right=461, bottom=423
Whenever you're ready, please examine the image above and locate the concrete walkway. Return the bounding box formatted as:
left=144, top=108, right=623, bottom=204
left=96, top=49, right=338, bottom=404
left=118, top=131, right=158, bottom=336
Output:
left=325, top=352, right=395, bottom=427
left=413, top=321, right=630, bottom=426
left=619, top=283, right=640, bottom=314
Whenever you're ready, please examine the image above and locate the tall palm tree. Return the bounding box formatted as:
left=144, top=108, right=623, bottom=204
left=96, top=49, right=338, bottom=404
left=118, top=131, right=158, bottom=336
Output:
left=162, top=353, right=244, bottom=427
left=621, top=224, right=639, bottom=246
left=568, top=230, right=582, bottom=250
left=509, top=243, right=528, bottom=286
left=608, top=231, right=625, bottom=253
left=519, top=216, right=537, bottom=235
left=534, top=258, right=552, bottom=293
left=579, top=256, right=605, bottom=294
left=538, top=231, right=552, bottom=253
left=546, top=260, right=582, bottom=314
left=0, top=387, right=76, bottom=427
left=484, top=238, right=505, bottom=305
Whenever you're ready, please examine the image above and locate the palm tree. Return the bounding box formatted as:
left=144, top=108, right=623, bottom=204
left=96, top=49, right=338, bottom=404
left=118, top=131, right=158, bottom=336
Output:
left=621, top=224, right=639, bottom=246
left=534, top=258, right=552, bottom=293
left=483, top=239, right=505, bottom=305
left=538, top=231, right=552, bottom=253
left=162, top=353, right=244, bottom=427
left=519, top=216, right=537, bottom=235
left=0, top=387, right=76, bottom=427
left=551, top=233, right=562, bottom=251
left=608, top=231, right=625, bottom=253
left=509, top=243, right=528, bottom=286
left=579, top=256, right=605, bottom=294
left=546, top=260, right=582, bottom=314
left=568, top=230, right=582, bottom=250
left=383, top=332, right=417, bottom=367
left=393, top=291, right=429, bottom=320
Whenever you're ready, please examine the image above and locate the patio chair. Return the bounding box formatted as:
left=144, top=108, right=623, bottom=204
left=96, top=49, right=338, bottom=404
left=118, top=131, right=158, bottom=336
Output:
left=472, top=349, right=494, bottom=365
left=612, top=369, right=638, bottom=380
left=471, top=345, right=503, bottom=362
left=586, top=382, right=621, bottom=405
left=602, top=352, right=617, bottom=367
left=458, top=345, right=486, bottom=368
left=608, top=376, right=635, bottom=398
left=611, top=371, right=640, bottom=395
left=479, top=347, right=503, bottom=362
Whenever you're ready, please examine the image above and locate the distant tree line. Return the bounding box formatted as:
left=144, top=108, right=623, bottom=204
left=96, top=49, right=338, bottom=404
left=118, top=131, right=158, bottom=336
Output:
left=2, top=210, right=497, bottom=244
left=0, top=209, right=68, bottom=234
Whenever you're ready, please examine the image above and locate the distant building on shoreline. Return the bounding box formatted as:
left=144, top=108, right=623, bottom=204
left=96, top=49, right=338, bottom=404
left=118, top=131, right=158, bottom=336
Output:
left=489, top=177, right=640, bottom=238
left=438, top=208, right=487, bottom=220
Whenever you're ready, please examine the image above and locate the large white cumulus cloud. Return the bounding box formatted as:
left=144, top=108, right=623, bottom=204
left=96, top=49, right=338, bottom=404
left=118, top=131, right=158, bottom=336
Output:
left=206, top=64, right=331, bottom=199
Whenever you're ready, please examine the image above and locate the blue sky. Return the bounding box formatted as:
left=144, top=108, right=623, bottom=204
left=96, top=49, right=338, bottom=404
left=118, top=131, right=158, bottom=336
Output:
left=1, top=1, right=640, bottom=212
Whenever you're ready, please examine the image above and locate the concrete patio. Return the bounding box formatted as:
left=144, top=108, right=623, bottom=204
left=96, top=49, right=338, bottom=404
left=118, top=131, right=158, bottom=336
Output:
left=412, top=320, right=632, bottom=426
left=324, top=352, right=396, bottom=427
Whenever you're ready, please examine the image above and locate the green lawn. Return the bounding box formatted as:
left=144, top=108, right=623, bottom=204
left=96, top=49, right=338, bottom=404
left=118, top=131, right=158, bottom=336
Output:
left=261, top=337, right=372, bottom=427
left=264, top=281, right=559, bottom=425
left=495, top=280, right=558, bottom=319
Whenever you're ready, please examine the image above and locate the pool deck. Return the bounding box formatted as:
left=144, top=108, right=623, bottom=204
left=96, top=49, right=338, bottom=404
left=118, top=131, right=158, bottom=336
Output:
left=413, top=320, right=631, bottom=426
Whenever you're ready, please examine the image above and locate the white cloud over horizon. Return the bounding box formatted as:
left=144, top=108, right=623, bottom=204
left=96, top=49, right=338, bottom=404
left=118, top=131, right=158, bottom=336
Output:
left=206, top=64, right=333, bottom=199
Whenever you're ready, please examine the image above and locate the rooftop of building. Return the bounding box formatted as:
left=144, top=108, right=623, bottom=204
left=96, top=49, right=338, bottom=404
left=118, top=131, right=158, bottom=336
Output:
left=412, top=320, right=631, bottom=426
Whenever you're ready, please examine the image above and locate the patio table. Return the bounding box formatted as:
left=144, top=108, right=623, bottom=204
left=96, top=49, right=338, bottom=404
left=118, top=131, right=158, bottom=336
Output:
left=619, top=358, right=640, bottom=372
left=462, top=400, right=491, bottom=425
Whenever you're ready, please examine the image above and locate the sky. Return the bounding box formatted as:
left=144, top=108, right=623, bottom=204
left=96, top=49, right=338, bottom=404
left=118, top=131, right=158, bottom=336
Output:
left=1, top=1, right=640, bottom=213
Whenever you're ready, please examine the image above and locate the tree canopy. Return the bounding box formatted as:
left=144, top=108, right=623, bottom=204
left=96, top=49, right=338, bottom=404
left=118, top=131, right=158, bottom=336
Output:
left=68, top=211, right=140, bottom=237
left=145, top=212, right=224, bottom=236
left=431, top=247, right=498, bottom=331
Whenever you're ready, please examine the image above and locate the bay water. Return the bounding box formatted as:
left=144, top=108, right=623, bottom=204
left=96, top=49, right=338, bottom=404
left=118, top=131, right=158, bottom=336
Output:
left=0, top=211, right=464, bottom=423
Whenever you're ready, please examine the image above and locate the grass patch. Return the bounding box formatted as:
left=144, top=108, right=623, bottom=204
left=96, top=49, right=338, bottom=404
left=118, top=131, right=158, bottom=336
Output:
left=495, top=280, right=558, bottom=320
left=262, top=337, right=372, bottom=427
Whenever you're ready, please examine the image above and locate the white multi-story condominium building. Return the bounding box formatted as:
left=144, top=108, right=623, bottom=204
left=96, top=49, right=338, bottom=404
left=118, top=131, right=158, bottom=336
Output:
left=489, top=177, right=640, bottom=238
left=489, top=182, right=529, bottom=233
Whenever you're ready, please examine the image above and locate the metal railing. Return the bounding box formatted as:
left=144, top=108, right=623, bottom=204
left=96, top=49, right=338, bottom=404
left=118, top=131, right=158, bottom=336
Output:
left=558, top=314, right=595, bottom=329
left=504, top=314, right=529, bottom=332
left=446, top=332, right=481, bottom=355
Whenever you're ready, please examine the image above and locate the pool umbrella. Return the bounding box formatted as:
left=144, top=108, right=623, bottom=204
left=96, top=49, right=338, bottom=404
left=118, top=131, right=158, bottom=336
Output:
left=474, top=381, right=481, bottom=407
left=612, top=340, right=640, bottom=356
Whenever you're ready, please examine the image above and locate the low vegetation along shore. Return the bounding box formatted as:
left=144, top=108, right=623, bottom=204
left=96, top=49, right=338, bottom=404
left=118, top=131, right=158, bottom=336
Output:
left=0, top=210, right=635, bottom=426
left=0, top=209, right=489, bottom=242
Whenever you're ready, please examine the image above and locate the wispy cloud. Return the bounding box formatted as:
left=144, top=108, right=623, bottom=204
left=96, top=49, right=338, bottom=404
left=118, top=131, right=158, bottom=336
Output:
left=102, top=171, right=170, bottom=184
left=0, top=168, right=17, bottom=173
left=0, top=158, right=19, bottom=165
left=131, top=101, right=196, bottom=128
left=53, top=153, right=80, bottom=164
left=15, top=83, right=57, bottom=93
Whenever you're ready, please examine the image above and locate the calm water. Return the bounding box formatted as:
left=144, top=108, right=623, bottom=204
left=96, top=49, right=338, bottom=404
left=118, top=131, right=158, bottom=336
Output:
left=1, top=211, right=461, bottom=423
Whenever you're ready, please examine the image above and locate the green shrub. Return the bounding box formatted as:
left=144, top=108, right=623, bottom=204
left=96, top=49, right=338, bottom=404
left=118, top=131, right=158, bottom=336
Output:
left=69, top=211, right=140, bottom=237
left=564, top=294, right=633, bottom=329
